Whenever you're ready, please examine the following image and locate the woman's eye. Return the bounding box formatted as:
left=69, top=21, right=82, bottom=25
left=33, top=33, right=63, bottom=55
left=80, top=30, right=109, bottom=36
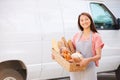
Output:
left=80, top=20, right=83, bottom=22
left=85, top=18, right=89, bottom=21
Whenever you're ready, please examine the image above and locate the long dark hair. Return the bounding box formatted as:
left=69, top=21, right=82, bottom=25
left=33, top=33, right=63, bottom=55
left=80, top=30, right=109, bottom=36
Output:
left=78, top=12, right=98, bottom=33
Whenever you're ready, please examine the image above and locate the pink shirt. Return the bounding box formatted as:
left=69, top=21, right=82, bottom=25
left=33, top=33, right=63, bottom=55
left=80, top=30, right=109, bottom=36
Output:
left=72, top=31, right=104, bottom=67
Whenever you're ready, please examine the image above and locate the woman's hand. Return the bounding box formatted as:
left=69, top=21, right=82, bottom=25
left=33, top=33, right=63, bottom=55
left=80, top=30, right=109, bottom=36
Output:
left=80, top=58, right=89, bottom=67
left=72, top=57, right=81, bottom=62
left=51, top=53, right=55, bottom=59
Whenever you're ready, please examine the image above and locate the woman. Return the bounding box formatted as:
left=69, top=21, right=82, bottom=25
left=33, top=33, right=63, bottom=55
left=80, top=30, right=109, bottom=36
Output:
left=70, top=12, right=104, bottom=80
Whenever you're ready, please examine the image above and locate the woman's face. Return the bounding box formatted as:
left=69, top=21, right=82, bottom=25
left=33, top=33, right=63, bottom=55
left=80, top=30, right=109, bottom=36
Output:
left=80, top=15, right=91, bottom=30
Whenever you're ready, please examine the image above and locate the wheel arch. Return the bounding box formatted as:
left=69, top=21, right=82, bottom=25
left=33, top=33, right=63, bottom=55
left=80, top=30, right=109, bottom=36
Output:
left=0, top=60, right=27, bottom=80
left=115, top=64, right=120, bottom=80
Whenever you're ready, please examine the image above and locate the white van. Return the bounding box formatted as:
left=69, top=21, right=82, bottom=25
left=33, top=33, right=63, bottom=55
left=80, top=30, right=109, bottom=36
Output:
left=0, top=0, right=120, bottom=80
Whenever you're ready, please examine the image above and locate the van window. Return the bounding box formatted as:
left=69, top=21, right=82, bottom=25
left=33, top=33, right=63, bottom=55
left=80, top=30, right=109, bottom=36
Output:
left=90, top=3, right=117, bottom=30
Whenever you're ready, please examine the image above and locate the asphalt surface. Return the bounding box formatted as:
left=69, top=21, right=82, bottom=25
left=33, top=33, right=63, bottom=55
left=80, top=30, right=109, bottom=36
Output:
left=97, top=72, right=117, bottom=80
left=50, top=72, right=117, bottom=80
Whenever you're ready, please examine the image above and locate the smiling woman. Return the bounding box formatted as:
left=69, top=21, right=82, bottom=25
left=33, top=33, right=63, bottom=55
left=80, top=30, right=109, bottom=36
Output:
left=70, top=12, right=104, bottom=80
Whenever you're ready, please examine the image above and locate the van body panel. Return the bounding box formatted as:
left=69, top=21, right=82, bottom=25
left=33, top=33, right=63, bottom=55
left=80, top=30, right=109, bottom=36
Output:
left=104, top=1, right=120, bottom=18
left=0, top=0, right=120, bottom=80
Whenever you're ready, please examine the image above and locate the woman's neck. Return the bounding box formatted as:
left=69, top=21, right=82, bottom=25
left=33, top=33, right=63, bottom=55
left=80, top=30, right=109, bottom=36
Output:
left=83, top=28, right=91, bottom=35
left=81, top=29, right=91, bottom=40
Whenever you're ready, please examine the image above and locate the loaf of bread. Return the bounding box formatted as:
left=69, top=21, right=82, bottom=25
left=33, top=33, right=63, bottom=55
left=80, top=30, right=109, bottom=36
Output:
left=61, top=37, right=70, bottom=51
left=52, top=38, right=60, bottom=52
left=67, top=40, right=75, bottom=53
left=57, top=40, right=65, bottom=49
left=60, top=47, right=72, bottom=61
left=71, top=52, right=83, bottom=62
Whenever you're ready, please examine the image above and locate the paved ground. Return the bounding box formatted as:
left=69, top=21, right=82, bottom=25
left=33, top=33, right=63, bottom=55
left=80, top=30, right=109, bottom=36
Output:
left=50, top=72, right=117, bottom=80
left=97, top=72, right=117, bottom=80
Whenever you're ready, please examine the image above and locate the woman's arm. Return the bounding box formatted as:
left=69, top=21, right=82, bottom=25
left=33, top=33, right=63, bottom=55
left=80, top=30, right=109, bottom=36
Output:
left=80, top=47, right=102, bottom=67
left=80, top=33, right=104, bottom=67
left=87, top=47, right=102, bottom=62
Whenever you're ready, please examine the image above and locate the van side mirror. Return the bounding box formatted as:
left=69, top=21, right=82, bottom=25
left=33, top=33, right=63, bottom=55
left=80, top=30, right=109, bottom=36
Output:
left=117, top=18, right=120, bottom=29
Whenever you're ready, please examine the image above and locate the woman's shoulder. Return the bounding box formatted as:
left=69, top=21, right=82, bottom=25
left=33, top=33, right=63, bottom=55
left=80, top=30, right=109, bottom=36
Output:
left=93, top=32, right=101, bottom=40
left=92, top=32, right=101, bottom=38
left=73, top=31, right=81, bottom=38
left=72, top=31, right=81, bottom=42
left=75, top=31, right=81, bottom=35
left=92, top=32, right=104, bottom=49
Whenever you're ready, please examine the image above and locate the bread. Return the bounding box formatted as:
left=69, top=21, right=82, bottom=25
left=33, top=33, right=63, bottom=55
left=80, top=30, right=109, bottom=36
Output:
left=60, top=47, right=72, bottom=61
left=52, top=38, right=59, bottom=52
left=71, top=52, right=83, bottom=62
left=61, top=37, right=69, bottom=49
left=57, top=40, right=65, bottom=49
left=67, top=40, right=75, bottom=53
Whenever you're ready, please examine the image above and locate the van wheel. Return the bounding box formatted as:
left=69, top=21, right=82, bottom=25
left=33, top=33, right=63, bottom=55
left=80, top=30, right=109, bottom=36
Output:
left=0, top=68, right=24, bottom=80
left=115, top=65, right=120, bottom=80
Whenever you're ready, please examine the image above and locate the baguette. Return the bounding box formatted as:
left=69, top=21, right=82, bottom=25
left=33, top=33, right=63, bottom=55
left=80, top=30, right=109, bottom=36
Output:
left=68, top=40, right=75, bottom=53
left=52, top=38, right=59, bottom=52
left=61, top=37, right=69, bottom=49
left=57, top=40, right=65, bottom=49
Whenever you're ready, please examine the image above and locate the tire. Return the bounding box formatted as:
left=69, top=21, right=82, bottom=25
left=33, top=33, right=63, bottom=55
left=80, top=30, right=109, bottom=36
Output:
left=115, top=65, right=120, bottom=80
left=0, top=68, right=24, bottom=80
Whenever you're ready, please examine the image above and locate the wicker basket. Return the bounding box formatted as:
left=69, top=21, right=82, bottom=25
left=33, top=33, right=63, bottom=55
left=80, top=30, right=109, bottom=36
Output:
left=52, top=49, right=86, bottom=72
